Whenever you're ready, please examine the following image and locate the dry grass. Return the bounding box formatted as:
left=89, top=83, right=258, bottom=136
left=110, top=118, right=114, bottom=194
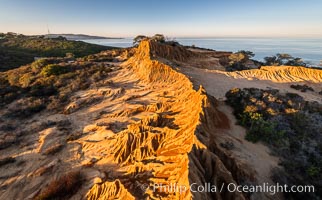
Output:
left=0, top=156, right=16, bottom=167
left=34, top=171, right=83, bottom=200
left=33, top=165, right=54, bottom=177
left=66, top=132, right=83, bottom=142
left=1, top=59, right=115, bottom=119
left=42, top=144, right=64, bottom=155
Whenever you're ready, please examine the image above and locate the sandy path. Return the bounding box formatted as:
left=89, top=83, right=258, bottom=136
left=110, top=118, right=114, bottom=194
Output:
left=180, top=66, right=322, bottom=103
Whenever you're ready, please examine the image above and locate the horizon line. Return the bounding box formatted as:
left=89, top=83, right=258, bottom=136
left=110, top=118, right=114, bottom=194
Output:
left=2, top=31, right=322, bottom=39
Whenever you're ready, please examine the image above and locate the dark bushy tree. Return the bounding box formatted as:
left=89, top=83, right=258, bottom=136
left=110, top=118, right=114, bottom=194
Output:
left=264, top=53, right=307, bottom=67
left=286, top=57, right=307, bottom=66
left=277, top=53, right=293, bottom=64
left=133, top=34, right=167, bottom=46
left=151, top=34, right=165, bottom=43
left=237, top=50, right=255, bottom=60
left=133, top=35, right=148, bottom=46
left=264, top=56, right=280, bottom=66
left=228, top=50, right=256, bottom=71
left=229, top=52, right=245, bottom=69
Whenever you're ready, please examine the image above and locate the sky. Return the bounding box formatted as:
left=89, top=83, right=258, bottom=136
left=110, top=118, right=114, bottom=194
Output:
left=0, top=0, right=322, bottom=37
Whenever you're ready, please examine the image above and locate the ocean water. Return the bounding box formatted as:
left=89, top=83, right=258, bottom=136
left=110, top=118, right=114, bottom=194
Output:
left=81, top=37, right=322, bottom=66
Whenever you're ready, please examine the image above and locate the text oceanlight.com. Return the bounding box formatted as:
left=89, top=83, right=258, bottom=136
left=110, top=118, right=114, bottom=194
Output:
left=144, top=182, right=315, bottom=195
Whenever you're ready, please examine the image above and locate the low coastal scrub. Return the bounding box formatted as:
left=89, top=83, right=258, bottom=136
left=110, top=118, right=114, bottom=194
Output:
left=264, top=53, right=308, bottom=67
left=0, top=33, right=115, bottom=71
left=0, top=57, right=114, bottom=118
left=41, top=64, right=69, bottom=76
left=290, top=84, right=314, bottom=92
left=226, top=51, right=311, bottom=71
left=239, top=112, right=285, bottom=144
left=226, top=88, right=322, bottom=199
left=227, top=50, right=261, bottom=71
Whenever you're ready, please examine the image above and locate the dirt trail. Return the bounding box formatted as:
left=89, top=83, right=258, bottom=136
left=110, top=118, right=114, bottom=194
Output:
left=216, top=103, right=281, bottom=200
left=180, top=66, right=322, bottom=103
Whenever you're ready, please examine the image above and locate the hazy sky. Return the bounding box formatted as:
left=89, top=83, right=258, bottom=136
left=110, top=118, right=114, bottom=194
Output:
left=0, top=0, right=322, bottom=37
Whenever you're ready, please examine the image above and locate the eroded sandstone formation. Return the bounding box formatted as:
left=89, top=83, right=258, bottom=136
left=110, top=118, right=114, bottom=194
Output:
left=0, top=40, right=254, bottom=200
left=84, top=40, right=247, bottom=199
left=224, top=66, right=322, bottom=83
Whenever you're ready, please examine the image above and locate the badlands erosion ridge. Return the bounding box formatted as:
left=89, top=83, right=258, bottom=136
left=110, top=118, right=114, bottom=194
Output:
left=0, top=38, right=322, bottom=200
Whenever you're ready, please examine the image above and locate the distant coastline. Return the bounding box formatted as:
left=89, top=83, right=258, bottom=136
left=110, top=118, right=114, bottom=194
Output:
left=44, top=33, right=123, bottom=40
left=81, top=37, right=322, bottom=66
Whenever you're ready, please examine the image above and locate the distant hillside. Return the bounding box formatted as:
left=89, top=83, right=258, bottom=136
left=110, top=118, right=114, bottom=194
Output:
left=45, top=34, right=123, bottom=40
left=0, top=33, right=118, bottom=71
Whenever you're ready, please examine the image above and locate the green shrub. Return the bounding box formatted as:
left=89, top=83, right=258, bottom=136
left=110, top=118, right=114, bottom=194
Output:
left=7, top=72, right=20, bottom=86
left=240, top=112, right=285, bottom=145
left=289, top=112, right=308, bottom=135
left=41, top=64, right=68, bottom=76
left=19, top=73, right=33, bottom=87
left=29, top=85, right=57, bottom=97
left=5, top=97, right=46, bottom=119
left=238, top=111, right=261, bottom=126
left=1, top=58, right=114, bottom=117
left=65, top=52, right=75, bottom=58
left=226, top=88, right=322, bottom=199
left=31, top=59, right=48, bottom=71
left=307, top=166, right=320, bottom=177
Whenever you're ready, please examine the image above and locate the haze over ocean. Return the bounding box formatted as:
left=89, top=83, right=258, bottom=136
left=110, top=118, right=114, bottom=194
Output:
left=82, top=37, right=322, bottom=66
